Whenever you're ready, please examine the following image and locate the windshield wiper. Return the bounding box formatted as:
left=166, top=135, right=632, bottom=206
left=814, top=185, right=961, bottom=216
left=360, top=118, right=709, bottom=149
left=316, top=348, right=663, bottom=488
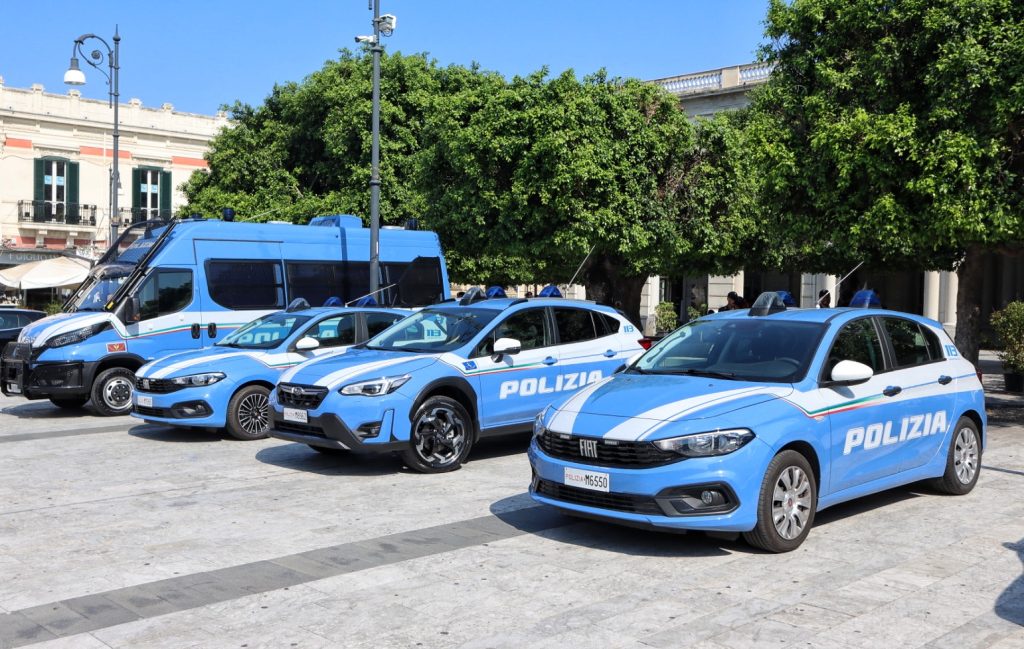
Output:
left=677, top=368, right=737, bottom=380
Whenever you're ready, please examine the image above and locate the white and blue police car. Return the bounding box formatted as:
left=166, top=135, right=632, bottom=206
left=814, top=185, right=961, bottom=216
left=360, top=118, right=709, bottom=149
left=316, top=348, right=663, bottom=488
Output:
left=528, top=292, right=985, bottom=552
left=132, top=304, right=405, bottom=440
left=267, top=289, right=645, bottom=472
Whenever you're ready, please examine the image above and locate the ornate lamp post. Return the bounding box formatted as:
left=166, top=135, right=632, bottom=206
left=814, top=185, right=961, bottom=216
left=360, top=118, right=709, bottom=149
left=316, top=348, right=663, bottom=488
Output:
left=64, top=27, right=120, bottom=245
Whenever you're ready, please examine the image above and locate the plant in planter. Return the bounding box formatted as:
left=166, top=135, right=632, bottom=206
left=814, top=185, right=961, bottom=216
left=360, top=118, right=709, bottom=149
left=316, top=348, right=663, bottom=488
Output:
left=990, top=301, right=1024, bottom=392
left=655, top=301, right=679, bottom=333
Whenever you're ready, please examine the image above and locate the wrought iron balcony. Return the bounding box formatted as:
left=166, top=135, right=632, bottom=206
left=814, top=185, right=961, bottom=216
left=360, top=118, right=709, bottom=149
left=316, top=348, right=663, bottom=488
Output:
left=119, top=208, right=174, bottom=226
left=17, top=200, right=98, bottom=226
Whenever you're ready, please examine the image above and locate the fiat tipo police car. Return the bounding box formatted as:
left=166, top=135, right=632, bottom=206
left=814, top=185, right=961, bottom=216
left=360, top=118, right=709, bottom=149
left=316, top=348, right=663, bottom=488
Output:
left=268, top=291, right=644, bottom=472
left=529, top=293, right=985, bottom=552
left=132, top=304, right=405, bottom=439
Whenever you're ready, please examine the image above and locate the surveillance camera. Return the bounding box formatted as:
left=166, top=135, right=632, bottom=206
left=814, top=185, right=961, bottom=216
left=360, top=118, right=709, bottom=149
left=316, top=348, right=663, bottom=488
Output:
left=377, top=14, right=397, bottom=33
left=354, top=35, right=377, bottom=44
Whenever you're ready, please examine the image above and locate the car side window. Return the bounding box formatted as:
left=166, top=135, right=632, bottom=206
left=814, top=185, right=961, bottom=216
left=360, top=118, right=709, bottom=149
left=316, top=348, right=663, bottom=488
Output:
left=554, top=308, right=597, bottom=344
left=594, top=312, right=620, bottom=337
left=306, top=315, right=356, bottom=348
left=826, top=319, right=885, bottom=377
left=882, top=318, right=936, bottom=367
left=366, top=312, right=403, bottom=338
left=138, top=270, right=193, bottom=321
left=476, top=308, right=549, bottom=356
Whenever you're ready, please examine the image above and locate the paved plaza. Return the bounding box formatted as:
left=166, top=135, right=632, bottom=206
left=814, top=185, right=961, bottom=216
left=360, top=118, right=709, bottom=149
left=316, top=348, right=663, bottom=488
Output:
left=0, top=386, right=1022, bottom=648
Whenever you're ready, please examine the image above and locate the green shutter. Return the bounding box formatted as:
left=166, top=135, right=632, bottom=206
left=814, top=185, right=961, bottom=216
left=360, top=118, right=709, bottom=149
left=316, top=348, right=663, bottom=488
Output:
left=33, top=159, right=45, bottom=201
left=131, top=168, right=142, bottom=212
left=159, top=170, right=172, bottom=217
left=66, top=162, right=80, bottom=223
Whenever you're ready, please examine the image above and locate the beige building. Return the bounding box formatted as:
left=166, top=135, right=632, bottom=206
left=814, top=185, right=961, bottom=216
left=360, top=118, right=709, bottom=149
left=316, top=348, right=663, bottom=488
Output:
left=0, top=77, right=227, bottom=261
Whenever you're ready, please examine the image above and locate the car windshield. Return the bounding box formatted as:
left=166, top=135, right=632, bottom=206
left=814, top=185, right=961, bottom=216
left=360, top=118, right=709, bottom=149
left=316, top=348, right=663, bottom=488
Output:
left=631, top=318, right=826, bottom=383
left=364, top=307, right=499, bottom=353
left=69, top=265, right=133, bottom=312
left=217, top=312, right=311, bottom=350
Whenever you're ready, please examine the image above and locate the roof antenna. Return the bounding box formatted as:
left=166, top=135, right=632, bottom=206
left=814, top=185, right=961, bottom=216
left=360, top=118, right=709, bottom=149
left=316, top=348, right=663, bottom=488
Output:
left=566, top=244, right=596, bottom=289
left=346, top=283, right=397, bottom=307
left=817, top=261, right=864, bottom=307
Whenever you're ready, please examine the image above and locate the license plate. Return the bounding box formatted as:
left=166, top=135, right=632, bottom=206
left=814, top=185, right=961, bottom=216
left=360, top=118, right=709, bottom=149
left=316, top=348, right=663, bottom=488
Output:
left=564, top=467, right=609, bottom=493
left=283, top=408, right=308, bottom=424
left=137, top=395, right=153, bottom=408
left=6, top=382, right=20, bottom=394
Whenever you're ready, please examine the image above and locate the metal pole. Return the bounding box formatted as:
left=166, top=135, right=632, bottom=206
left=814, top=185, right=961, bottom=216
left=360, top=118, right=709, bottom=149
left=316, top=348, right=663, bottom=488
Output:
left=110, top=27, right=120, bottom=245
left=368, top=0, right=382, bottom=296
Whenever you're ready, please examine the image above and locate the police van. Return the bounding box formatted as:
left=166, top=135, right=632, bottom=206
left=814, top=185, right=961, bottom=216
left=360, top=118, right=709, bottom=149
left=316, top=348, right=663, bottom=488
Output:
left=0, top=215, right=448, bottom=416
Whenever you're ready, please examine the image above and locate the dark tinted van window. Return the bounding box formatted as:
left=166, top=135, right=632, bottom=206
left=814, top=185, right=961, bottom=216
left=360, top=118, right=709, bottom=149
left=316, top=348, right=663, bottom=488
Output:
left=138, top=269, right=193, bottom=320
left=208, top=261, right=284, bottom=310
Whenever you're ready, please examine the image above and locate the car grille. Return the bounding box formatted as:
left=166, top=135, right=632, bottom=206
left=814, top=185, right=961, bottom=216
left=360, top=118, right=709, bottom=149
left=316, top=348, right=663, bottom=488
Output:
left=134, top=405, right=167, bottom=418
left=534, top=478, right=663, bottom=516
left=275, top=420, right=327, bottom=438
left=277, top=383, right=328, bottom=409
left=537, top=430, right=681, bottom=468
left=135, top=377, right=184, bottom=394
left=2, top=342, right=32, bottom=362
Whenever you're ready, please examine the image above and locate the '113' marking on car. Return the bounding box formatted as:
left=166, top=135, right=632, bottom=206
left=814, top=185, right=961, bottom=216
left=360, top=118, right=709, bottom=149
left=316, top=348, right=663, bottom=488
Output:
left=843, top=410, right=948, bottom=455
left=499, top=371, right=603, bottom=399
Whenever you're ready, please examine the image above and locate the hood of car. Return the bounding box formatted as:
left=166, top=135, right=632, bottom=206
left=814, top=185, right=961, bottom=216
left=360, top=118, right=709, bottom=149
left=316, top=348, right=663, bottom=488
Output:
left=547, top=372, right=793, bottom=441
left=281, top=348, right=440, bottom=389
left=137, top=346, right=277, bottom=379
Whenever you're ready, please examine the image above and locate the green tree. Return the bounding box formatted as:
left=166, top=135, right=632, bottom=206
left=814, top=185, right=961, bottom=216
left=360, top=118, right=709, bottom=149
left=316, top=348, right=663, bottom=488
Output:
left=748, top=0, right=1024, bottom=362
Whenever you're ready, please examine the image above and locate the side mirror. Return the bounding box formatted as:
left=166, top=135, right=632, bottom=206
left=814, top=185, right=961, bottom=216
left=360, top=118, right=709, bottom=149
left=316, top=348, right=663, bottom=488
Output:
left=492, top=337, right=521, bottom=357
left=295, top=336, right=320, bottom=351
left=125, top=296, right=141, bottom=323
left=827, top=360, right=873, bottom=386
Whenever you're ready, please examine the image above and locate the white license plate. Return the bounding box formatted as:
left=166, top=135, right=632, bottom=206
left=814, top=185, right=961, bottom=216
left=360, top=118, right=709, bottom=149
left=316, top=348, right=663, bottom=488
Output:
left=7, top=383, right=21, bottom=394
left=283, top=408, right=308, bottom=424
left=564, top=467, right=610, bottom=493
left=137, top=395, right=153, bottom=408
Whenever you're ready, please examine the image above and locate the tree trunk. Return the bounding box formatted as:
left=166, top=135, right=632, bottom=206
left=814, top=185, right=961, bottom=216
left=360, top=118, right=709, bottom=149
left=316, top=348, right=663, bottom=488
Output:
left=582, top=254, right=647, bottom=328
left=954, top=245, right=985, bottom=366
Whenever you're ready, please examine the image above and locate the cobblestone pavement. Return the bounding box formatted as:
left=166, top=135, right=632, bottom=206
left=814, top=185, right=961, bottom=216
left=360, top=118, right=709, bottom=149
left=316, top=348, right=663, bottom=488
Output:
left=0, top=385, right=1022, bottom=649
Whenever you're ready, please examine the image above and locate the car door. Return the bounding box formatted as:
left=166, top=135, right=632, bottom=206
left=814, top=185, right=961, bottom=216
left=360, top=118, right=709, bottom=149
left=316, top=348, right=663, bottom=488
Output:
left=301, top=313, right=359, bottom=359
left=878, top=317, right=958, bottom=472
left=472, top=307, right=558, bottom=430
left=551, top=307, right=619, bottom=387
left=823, top=317, right=906, bottom=494
left=123, top=268, right=200, bottom=360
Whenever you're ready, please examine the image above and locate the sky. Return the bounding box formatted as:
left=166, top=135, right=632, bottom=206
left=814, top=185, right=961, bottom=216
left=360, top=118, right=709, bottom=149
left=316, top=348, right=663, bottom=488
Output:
left=1, top=1, right=770, bottom=116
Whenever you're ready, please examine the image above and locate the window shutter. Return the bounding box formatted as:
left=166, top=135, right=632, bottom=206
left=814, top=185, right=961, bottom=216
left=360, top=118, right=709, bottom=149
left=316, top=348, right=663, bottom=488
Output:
left=34, top=159, right=45, bottom=201
left=66, top=162, right=80, bottom=223
left=131, top=168, right=142, bottom=212
left=159, top=170, right=172, bottom=217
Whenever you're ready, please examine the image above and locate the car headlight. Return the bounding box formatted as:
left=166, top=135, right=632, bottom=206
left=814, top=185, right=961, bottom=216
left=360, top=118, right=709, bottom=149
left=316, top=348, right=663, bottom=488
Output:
left=653, top=428, right=755, bottom=457
left=45, top=322, right=109, bottom=348
left=169, top=372, right=226, bottom=387
left=533, top=406, right=550, bottom=438
left=340, top=374, right=411, bottom=396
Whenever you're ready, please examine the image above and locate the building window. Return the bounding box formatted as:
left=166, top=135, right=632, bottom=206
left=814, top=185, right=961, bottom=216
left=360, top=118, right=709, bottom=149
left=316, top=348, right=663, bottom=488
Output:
left=33, top=158, right=80, bottom=223
left=132, top=168, right=172, bottom=221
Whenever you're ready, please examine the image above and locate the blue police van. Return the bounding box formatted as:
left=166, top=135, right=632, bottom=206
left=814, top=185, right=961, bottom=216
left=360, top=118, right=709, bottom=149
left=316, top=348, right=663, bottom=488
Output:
left=1, top=215, right=448, bottom=416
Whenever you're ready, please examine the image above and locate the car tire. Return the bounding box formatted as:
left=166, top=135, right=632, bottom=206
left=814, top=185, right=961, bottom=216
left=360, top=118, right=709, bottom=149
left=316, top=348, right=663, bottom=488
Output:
left=90, top=367, right=135, bottom=417
left=401, top=396, right=474, bottom=473
left=225, top=385, right=271, bottom=440
left=50, top=397, right=88, bottom=409
left=308, top=444, right=348, bottom=455
left=743, top=450, right=817, bottom=553
left=930, top=416, right=981, bottom=495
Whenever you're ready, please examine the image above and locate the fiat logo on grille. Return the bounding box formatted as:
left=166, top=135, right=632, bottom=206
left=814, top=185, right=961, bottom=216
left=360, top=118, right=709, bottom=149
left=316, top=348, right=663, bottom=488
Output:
left=141, top=379, right=150, bottom=390
left=579, top=438, right=598, bottom=459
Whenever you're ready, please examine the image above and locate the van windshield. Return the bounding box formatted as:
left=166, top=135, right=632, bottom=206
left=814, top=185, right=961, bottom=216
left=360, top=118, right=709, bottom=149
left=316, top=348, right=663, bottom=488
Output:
left=364, top=308, right=498, bottom=353
left=217, top=312, right=311, bottom=350
left=69, top=265, right=133, bottom=312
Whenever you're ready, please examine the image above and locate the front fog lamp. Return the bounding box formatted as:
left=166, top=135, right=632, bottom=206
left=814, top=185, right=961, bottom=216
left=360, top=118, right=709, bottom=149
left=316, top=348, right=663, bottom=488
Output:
left=170, top=372, right=226, bottom=387
left=654, top=428, right=755, bottom=458
left=340, top=374, right=411, bottom=396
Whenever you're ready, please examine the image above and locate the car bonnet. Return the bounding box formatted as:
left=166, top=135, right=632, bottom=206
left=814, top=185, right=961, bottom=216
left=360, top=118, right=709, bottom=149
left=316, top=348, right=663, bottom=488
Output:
left=280, top=348, right=440, bottom=390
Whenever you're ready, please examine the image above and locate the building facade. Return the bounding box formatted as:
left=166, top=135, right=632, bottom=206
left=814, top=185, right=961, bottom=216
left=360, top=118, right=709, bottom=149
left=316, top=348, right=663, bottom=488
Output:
left=0, top=77, right=227, bottom=262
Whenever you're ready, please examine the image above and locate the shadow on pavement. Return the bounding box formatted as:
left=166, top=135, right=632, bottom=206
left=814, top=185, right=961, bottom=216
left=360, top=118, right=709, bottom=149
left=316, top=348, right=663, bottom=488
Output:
left=813, top=486, right=922, bottom=527
left=997, top=539, right=1024, bottom=627
left=129, top=426, right=225, bottom=443
left=0, top=401, right=106, bottom=419
left=254, top=442, right=401, bottom=477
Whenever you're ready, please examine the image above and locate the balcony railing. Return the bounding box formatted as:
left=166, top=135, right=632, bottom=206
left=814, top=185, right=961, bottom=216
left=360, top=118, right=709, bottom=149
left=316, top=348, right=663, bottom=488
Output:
left=17, top=200, right=97, bottom=226
left=651, top=62, right=775, bottom=97
left=119, top=208, right=174, bottom=226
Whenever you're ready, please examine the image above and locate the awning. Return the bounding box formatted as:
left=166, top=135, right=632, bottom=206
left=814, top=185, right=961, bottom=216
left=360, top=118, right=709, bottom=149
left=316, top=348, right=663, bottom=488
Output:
left=0, top=256, right=92, bottom=290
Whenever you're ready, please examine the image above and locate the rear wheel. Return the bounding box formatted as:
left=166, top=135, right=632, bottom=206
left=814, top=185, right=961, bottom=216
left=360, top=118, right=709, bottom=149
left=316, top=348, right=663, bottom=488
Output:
left=225, top=385, right=271, bottom=440
left=401, top=396, right=473, bottom=473
left=743, top=450, right=817, bottom=553
left=90, top=367, right=135, bottom=417
left=50, top=397, right=88, bottom=409
left=931, top=417, right=981, bottom=495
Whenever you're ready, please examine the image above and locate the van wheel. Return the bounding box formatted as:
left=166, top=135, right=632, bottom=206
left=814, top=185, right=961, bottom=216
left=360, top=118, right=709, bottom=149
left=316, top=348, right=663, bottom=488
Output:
left=931, top=417, right=981, bottom=495
left=743, top=450, right=817, bottom=553
left=90, top=367, right=135, bottom=416
left=50, top=397, right=88, bottom=409
left=401, top=396, right=473, bottom=473
left=226, top=385, right=271, bottom=440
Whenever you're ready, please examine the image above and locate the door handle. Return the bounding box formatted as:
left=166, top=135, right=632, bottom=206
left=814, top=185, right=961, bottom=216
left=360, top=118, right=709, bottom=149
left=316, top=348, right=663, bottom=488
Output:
left=604, top=350, right=616, bottom=358
left=938, top=375, right=952, bottom=385
left=190, top=323, right=201, bottom=339
left=883, top=385, right=902, bottom=397
left=207, top=322, right=217, bottom=339
left=543, top=356, right=557, bottom=366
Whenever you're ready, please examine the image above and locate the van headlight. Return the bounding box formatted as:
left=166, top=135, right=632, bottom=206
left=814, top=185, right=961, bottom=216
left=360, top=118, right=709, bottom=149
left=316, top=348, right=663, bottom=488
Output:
left=340, top=374, right=411, bottom=396
left=170, top=372, right=226, bottom=386
left=653, top=429, right=755, bottom=457
left=45, top=322, right=109, bottom=348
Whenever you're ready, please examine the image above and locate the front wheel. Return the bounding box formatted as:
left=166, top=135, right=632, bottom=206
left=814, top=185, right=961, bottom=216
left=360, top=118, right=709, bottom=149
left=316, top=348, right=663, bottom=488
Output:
left=931, top=417, right=981, bottom=495
left=90, top=367, right=135, bottom=416
left=743, top=450, right=817, bottom=553
left=400, top=396, right=474, bottom=473
left=225, top=385, right=271, bottom=440
left=50, top=397, right=88, bottom=409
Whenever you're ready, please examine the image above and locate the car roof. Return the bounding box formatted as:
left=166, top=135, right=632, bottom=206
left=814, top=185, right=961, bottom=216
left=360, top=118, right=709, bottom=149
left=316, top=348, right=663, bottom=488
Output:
left=0, top=308, right=45, bottom=316
left=705, top=306, right=941, bottom=328
left=290, top=306, right=406, bottom=317
left=431, top=298, right=615, bottom=313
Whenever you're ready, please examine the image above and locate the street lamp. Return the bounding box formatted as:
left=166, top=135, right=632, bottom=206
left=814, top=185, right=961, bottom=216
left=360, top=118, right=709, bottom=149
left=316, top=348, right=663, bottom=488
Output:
left=64, top=27, right=121, bottom=246
left=356, top=3, right=396, bottom=297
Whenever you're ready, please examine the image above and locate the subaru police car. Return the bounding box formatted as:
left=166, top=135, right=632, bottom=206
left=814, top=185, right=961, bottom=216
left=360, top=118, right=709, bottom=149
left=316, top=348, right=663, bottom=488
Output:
left=268, top=290, right=644, bottom=472
left=529, top=293, right=985, bottom=552
left=132, top=305, right=405, bottom=440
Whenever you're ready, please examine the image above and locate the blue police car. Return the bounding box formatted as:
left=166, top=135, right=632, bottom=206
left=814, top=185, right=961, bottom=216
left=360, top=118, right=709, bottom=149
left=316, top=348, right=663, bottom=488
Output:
left=528, top=293, right=985, bottom=552
left=268, top=292, right=644, bottom=472
left=132, top=305, right=405, bottom=440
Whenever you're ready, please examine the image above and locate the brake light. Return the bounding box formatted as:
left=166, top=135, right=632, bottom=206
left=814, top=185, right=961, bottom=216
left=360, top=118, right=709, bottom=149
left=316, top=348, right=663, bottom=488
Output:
left=638, top=337, right=653, bottom=350
left=975, top=366, right=983, bottom=384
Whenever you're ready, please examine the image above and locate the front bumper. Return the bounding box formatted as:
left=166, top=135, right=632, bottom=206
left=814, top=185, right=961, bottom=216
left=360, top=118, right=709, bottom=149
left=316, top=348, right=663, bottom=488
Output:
left=1, top=344, right=98, bottom=400
left=268, top=409, right=403, bottom=453
left=527, top=438, right=771, bottom=532
left=131, top=383, right=231, bottom=427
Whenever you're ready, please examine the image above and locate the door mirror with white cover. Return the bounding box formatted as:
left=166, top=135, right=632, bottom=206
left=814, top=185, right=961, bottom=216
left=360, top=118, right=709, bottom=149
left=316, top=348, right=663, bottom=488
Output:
left=492, top=337, right=521, bottom=357
left=295, top=336, right=320, bottom=351
left=828, top=360, right=874, bottom=386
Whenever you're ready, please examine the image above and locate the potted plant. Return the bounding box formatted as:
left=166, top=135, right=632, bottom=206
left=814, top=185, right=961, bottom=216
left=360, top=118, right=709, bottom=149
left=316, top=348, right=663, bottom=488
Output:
left=655, top=301, right=679, bottom=333
left=990, top=301, right=1024, bottom=392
